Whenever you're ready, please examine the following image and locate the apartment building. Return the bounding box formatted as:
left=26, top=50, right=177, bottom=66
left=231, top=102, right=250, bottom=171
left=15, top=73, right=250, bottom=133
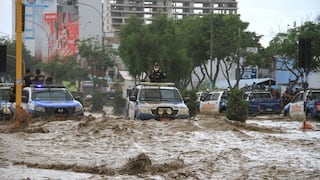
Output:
left=104, top=0, right=238, bottom=33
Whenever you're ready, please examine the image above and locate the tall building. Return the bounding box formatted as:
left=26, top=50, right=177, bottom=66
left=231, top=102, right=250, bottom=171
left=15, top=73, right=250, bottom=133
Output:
left=13, top=0, right=238, bottom=61
left=104, top=0, right=238, bottom=34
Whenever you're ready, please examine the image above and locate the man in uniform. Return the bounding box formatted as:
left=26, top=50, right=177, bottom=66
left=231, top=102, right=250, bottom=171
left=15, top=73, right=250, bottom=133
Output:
left=34, top=68, right=45, bottom=84
left=23, top=68, right=35, bottom=87
left=148, top=62, right=166, bottom=82
left=45, top=72, right=56, bottom=84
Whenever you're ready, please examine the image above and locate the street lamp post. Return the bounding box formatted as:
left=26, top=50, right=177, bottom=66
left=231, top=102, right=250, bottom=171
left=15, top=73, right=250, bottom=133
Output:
left=76, top=1, right=106, bottom=47
left=76, top=1, right=108, bottom=91
left=25, top=19, right=50, bottom=61
left=84, top=20, right=92, bottom=39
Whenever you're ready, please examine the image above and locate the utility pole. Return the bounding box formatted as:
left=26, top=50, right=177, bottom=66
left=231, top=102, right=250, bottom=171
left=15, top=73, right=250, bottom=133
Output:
left=16, top=0, right=23, bottom=107
left=209, top=14, right=213, bottom=91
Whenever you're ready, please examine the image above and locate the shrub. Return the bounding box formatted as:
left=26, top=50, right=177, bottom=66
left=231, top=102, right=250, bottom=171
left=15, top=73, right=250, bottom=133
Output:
left=92, top=90, right=104, bottom=111
left=113, top=82, right=126, bottom=115
left=181, top=90, right=198, bottom=117
left=225, top=88, right=248, bottom=122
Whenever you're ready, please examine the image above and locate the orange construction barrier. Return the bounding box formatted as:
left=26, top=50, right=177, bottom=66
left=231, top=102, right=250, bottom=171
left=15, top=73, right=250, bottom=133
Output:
left=14, top=106, right=31, bottom=128
left=301, top=121, right=313, bottom=130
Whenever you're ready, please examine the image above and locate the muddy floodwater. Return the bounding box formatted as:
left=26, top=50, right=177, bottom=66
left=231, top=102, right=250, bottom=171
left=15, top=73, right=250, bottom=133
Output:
left=1, top=112, right=320, bottom=180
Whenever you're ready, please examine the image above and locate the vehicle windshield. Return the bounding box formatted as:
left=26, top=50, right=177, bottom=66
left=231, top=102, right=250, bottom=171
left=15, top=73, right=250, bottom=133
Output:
left=211, top=93, right=221, bottom=100
left=245, top=93, right=271, bottom=99
left=32, top=88, right=73, bottom=101
left=0, top=88, right=10, bottom=101
left=252, top=93, right=271, bottom=99
left=139, top=88, right=182, bottom=102
left=310, top=92, right=320, bottom=100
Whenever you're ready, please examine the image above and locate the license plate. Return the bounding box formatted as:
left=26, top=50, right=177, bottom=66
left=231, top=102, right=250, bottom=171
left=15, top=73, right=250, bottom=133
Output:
left=160, top=117, right=170, bottom=122
left=266, top=108, right=272, bottom=111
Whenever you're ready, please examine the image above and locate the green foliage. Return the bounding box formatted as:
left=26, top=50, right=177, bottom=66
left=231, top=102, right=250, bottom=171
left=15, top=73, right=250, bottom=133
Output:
left=225, top=88, right=248, bottom=122
left=112, top=82, right=126, bottom=115
left=78, top=37, right=115, bottom=76
left=40, top=56, right=89, bottom=82
left=119, top=14, right=263, bottom=89
left=91, top=90, right=104, bottom=111
left=267, top=20, right=320, bottom=89
left=181, top=90, right=198, bottom=117
left=1, top=40, right=36, bottom=81
left=119, top=15, right=193, bottom=87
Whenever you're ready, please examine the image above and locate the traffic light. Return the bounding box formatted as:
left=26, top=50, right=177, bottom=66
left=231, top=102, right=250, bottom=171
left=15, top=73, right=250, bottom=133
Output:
left=0, top=45, right=7, bottom=72
left=67, top=0, right=74, bottom=5
left=22, top=3, right=25, bottom=31
left=298, top=38, right=312, bottom=69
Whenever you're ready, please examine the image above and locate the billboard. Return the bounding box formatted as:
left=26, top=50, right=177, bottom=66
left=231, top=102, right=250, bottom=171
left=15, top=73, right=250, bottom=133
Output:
left=23, top=0, right=78, bottom=61
left=235, top=67, right=258, bottom=79
left=47, top=3, right=79, bottom=59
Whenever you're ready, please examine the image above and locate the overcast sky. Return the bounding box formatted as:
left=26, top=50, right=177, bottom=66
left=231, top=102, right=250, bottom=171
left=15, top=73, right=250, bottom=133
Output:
left=1, top=0, right=319, bottom=47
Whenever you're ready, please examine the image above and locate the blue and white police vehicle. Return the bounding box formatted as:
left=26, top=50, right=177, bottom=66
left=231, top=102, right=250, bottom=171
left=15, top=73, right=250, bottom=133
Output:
left=127, top=82, right=189, bottom=120
left=12, top=84, right=84, bottom=118
left=0, top=83, right=14, bottom=120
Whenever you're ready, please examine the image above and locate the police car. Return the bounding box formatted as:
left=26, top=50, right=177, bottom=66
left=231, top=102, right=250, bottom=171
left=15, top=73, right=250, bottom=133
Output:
left=12, top=84, right=84, bottom=118
left=127, top=82, right=189, bottom=120
left=284, top=89, right=320, bottom=120
left=199, top=91, right=228, bottom=114
left=0, top=83, right=14, bottom=120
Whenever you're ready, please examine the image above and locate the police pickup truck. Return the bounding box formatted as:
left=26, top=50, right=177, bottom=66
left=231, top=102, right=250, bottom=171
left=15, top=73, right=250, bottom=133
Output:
left=126, top=82, right=190, bottom=120
left=199, top=91, right=228, bottom=114
left=0, top=83, right=14, bottom=120
left=284, top=89, right=320, bottom=120
left=244, top=91, right=282, bottom=115
left=12, top=84, right=84, bottom=118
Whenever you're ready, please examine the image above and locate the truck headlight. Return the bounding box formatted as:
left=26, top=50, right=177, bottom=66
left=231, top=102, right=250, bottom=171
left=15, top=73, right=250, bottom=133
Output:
left=158, top=108, right=164, bottom=115
left=167, top=108, right=173, bottom=115
left=75, top=105, right=83, bottom=112
left=35, top=106, right=46, bottom=112
left=138, top=106, right=150, bottom=113
left=179, top=108, right=189, bottom=114
left=3, top=107, right=11, bottom=114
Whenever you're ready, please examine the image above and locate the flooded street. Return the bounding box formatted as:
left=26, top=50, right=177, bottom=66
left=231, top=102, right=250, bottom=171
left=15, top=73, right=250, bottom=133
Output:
left=1, top=112, right=320, bottom=180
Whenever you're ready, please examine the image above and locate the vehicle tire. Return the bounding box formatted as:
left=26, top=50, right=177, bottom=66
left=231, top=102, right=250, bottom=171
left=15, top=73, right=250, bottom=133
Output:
left=283, top=110, right=287, bottom=116
left=306, top=111, right=313, bottom=121
left=133, top=112, right=137, bottom=120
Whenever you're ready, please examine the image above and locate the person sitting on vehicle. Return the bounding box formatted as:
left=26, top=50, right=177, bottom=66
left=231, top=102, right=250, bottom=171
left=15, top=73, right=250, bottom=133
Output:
left=9, top=82, right=16, bottom=102
left=23, top=68, right=35, bottom=87
left=45, top=72, right=56, bottom=84
left=34, top=68, right=45, bottom=84
left=148, top=62, right=166, bottom=82
left=280, top=90, right=291, bottom=109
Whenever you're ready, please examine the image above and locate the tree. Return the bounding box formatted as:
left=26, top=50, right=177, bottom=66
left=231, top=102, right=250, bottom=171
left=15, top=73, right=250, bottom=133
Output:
left=225, top=88, right=248, bottom=122
left=78, top=37, right=115, bottom=89
left=119, top=14, right=264, bottom=90
left=0, top=40, right=36, bottom=82
left=267, top=20, right=320, bottom=90
left=119, top=16, right=146, bottom=83
left=40, top=56, right=89, bottom=83
left=119, top=15, right=193, bottom=88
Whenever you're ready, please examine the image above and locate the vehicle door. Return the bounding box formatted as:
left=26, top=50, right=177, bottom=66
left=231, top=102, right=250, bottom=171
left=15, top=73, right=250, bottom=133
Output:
left=21, top=89, right=32, bottom=113
left=289, top=92, right=304, bottom=119
left=128, top=88, right=139, bottom=119
left=199, top=92, right=221, bottom=114
left=306, top=91, right=320, bottom=117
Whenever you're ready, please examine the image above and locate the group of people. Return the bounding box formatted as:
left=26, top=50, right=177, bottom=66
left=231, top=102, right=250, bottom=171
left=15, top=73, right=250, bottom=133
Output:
left=9, top=68, right=56, bottom=102
left=280, top=87, right=302, bottom=109
left=23, top=68, right=55, bottom=87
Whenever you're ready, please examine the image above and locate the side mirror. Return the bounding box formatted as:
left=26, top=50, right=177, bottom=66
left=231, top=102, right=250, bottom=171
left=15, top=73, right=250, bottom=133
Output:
left=22, top=96, right=28, bottom=103
left=184, top=97, right=190, bottom=103
left=74, top=96, right=83, bottom=104
left=129, top=95, right=137, bottom=102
